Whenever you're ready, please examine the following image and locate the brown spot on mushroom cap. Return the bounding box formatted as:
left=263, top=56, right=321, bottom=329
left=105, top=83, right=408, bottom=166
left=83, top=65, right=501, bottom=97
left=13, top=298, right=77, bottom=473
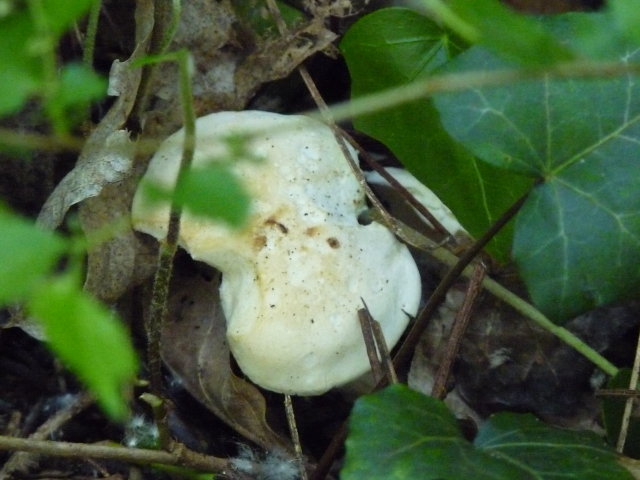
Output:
left=265, top=217, right=288, bottom=234
left=327, top=237, right=340, bottom=249
left=253, top=234, right=267, bottom=251
left=305, top=226, right=319, bottom=236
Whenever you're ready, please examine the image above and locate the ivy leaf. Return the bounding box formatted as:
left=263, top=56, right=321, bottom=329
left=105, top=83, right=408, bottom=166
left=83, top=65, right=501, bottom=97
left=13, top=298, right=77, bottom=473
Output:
left=443, top=0, right=574, bottom=65
left=0, top=208, right=67, bottom=306
left=341, top=8, right=531, bottom=261
left=608, top=0, right=640, bottom=45
left=29, top=274, right=138, bottom=421
left=343, top=384, right=632, bottom=480
left=476, top=411, right=632, bottom=479
left=433, top=18, right=640, bottom=321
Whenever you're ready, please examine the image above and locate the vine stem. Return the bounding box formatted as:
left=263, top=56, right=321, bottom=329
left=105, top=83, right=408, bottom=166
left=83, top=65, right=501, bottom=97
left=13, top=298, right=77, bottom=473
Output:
left=82, top=0, right=101, bottom=67
left=315, top=59, right=640, bottom=125
left=382, top=209, right=619, bottom=377
left=145, top=50, right=195, bottom=449
left=28, top=0, right=66, bottom=134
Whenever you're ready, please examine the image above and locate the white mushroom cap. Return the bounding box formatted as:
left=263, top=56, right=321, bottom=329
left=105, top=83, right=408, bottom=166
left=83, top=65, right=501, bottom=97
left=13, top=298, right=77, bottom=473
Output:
left=132, top=111, right=421, bottom=395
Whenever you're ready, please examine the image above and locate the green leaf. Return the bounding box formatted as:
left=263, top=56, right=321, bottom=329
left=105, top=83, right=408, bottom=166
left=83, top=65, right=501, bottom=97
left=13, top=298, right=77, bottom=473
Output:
left=0, top=0, right=96, bottom=118
left=343, top=384, right=632, bottom=480
left=433, top=18, right=640, bottom=321
left=41, top=0, right=96, bottom=36
left=435, top=31, right=640, bottom=321
left=442, top=0, right=574, bottom=66
left=234, top=0, right=303, bottom=36
left=175, top=164, right=251, bottom=228
left=29, top=275, right=138, bottom=421
left=49, top=63, right=106, bottom=128
left=341, top=8, right=531, bottom=261
left=0, top=12, right=40, bottom=116
left=609, top=0, right=640, bottom=45
left=0, top=208, right=66, bottom=306
left=476, top=412, right=632, bottom=479
left=142, top=164, right=251, bottom=228
left=343, top=385, right=524, bottom=479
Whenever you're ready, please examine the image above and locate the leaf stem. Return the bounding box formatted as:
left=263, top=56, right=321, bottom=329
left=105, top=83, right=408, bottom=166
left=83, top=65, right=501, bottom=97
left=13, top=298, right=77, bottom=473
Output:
left=419, top=0, right=480, bottom=42
left=383, top=209, right=619, bottom=377
left=146, top=49, right=195, bottom=405
left=28, top=0, right=65, bottom=134
left=315, top=59, right=640, bottom=124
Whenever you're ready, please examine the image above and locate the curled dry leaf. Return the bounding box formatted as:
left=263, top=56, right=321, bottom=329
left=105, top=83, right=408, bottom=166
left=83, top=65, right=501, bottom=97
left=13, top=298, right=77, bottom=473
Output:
left=233, top=19, right=337, bottom=104
left=37, top=130, right=135, bottom=231
left=37, top=0, right=153, bottom=229
left=162, top=266, right=292, bottom=453
left=58, top=0, right=155, bottom=303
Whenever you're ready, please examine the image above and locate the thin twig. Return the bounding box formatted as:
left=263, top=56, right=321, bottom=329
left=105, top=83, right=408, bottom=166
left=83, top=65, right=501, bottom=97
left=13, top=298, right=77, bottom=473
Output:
left=0, top=436, right=231, bottom=473
left=284, top=395, right=308, bottom=480
left=370, top=318, right=398, bottom=385
left=390, top=187, right=531, bottom=373
left=596, top=389, right=640, bottom=398
left=339, top=128, right=449, bottom=239
left=358, top=308, right=384, bottom=384
left=431, top=263, right=485, bottom=400
left=0, top=392, right=93, bottom=480
left=380, top=211, right=619, bottom=377
left=617, top=326, right=640, bottom=452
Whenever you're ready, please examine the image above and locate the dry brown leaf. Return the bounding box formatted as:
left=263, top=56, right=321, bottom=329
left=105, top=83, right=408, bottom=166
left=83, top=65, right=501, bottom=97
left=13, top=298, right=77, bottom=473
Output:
left=37, top=0, right=154, bottom=231
left=142, top=1, right=337, bottom=135
left=233, top=19, right=337, bottom=106
left=73, top=0, right=156, bottom=302
left=162, top=266, right=292, bottom=453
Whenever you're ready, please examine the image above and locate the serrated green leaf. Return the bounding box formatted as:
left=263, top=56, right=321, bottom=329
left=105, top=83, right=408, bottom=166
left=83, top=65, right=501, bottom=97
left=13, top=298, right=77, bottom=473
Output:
left=29, top=275, right=138, bottom=421
left=443, top=0, right=574, bottom=66
left=432, top=14, right=640, bottom=321
left=341, top=8, right=530, bottom=261
left=343, top=384, right=632, bottom=480
left=0, top=208, right=67, bottom=306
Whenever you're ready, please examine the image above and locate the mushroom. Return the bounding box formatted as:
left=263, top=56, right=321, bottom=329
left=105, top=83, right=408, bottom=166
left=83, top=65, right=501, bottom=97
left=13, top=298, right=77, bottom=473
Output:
left=131, top=111, right=421, bottom=395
